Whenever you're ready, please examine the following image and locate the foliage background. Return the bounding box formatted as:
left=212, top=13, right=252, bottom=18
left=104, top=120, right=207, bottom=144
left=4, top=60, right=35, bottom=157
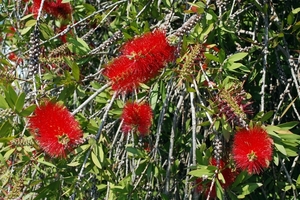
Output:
left=0, top=0, right=300, bottom=199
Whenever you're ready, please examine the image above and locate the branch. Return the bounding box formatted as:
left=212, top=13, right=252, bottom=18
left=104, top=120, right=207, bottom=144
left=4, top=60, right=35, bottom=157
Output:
left=70, top=91, right=117, bottom=200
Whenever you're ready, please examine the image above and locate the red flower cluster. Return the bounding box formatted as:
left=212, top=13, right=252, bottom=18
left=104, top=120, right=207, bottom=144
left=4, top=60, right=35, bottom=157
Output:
left=195, top=158, right=237, bottom=199
left=32, top=0, right=72, bottom=19
left=121, top=102, right=153, bottom=136
left=103, top=30, right=175, bottom=92
left=28, top=102, right=83, bottom=158
left=232, top=127, right=273, bottom=174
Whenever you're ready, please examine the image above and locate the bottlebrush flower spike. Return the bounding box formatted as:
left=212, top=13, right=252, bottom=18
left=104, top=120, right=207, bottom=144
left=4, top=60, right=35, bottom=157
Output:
left=195, top=158, right=237, bottom=199
left=31, top=0, right=71, bottom=19
left=215, top=84, right=253, bottom=126
left=31, top=0, right=51, bottom=18
left=28, top=102, right=83, bottom=158
left=232, top=127, right=273, bottom=174
left=121, top=102, right=153, bottom=136
left=47, top=0, right=72, bottom=19
left=103, top=29, right=175, bottom=92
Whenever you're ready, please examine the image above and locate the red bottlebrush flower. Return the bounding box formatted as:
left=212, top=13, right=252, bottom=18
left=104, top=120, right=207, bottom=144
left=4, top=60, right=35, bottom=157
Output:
left=28, top=102, right=83, bottom=158
left=31, top=0, right=51, bottom=18
left=32, top=0, right=42, bottom=17
left=31, top=0, right=71, bottom=19
left=47, top=0, right=72, bottom=19
left=103, top=56, right=142, bottom=92
left=8, top=52, right=18, bottom=61
left=232, top=127, right=273, bottom=174
left=8, top=52, right=23, bottom=64
left=195, top=158, right=237, bottom=199
left=121, top=102, right=153, bottom=136
left=103, top=29, right=175, bottom=92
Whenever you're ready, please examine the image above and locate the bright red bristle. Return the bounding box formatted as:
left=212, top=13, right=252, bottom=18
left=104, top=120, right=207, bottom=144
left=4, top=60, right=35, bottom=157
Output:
left=121, top=102, right=153, bottom=136
left=28, top=102, right=83, bottom=158
left=103, top=29, right=175, bottom=93
left=232, top=127, right=273, bottom=174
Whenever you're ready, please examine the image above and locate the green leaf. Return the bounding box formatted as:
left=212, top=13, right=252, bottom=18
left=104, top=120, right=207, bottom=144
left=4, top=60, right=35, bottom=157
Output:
left=238, top=183, right=262, bottom=198
left=91, top=151, right=102, bottom=169
left=219, top=49, right=226, bottom=63
left=227, top=62, right=244, bottom=70
left=37, top=158, right=57, bottom=168
left=200, top=23, right=214, bottom=41
left=287, top=13, right=294, bottom=25
left=67, top=37, right=91, bottom=55
left=278, top=133, right=300, bottom=140
left=97, top=184, right=107, bottom=191
left=284, top=144, right=299, bottom=157
left=20, top=14, right=35, bottom=21
left=187, top=87, right=196, bottom=92
left=65, top=58, right=80, bottom=81
left=215, top=179, right=223, bottom=200
left=274, top=143, right=287, bottom=156
left=292, top=7, right=300, bottom=14
left=25, top=19, right=37, bottom=27
left=4, top=148, right=15, bottom=160
left=277, top=121, right=299, bottom=130
left=98, top=144, right=104, bottom=163
left=19, top=104, right=36, bottom=117
left=126, top=146, right=146, bottom=158
left=67, top=162, right=81, bottom=167
left=204, top=52, right=219, bottom=62
left=0, top=137, right=14, bottom=143
left=5, top=86, right=18, bottom=109
left=0, top=121, right=13, bottom=137
left=260, top=111, right=274, bottom=122
left=188, top=168, right=214, bottom=177
left=296, top=174, right=300, bottom=187
left=109, top=108, right=123, bottom=116
left=206, top=13, right=213, bottom=20
left=20, top=26, right=32, bottom=35
left=273, top=153, right=279, bottom=166
left=0, top=95, right=8, bottom=109
left=150, top=82, right=159, bottom=110
left=231, top=171, right=250, bottom=188
left=228, top=52, right=248, bottom=62
left=15, top=92, right=25, bottom=113
left=40, top=23, right=55, bottom=40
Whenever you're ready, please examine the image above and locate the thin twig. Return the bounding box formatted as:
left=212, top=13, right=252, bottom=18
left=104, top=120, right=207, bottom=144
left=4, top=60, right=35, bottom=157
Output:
left=260, top=0, right=269, bottom=112
left=153, top=75, right=174, bottom=160
left=71, top=83, right=111, bottom=115
left=70, top=91, right=117, bottom=200
left=189, top=88, right=197, bottom=166
left=164, top=91, right=185, bottom=195
left=279, top=158, right=298, bottom=200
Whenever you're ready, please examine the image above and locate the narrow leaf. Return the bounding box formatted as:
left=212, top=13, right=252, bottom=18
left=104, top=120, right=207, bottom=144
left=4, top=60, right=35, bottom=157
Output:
left=91, top=151, right=102, bottom=169
left=228, top=52, right=248, bottom=62
left=15, top=92, right=25, bottom=113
